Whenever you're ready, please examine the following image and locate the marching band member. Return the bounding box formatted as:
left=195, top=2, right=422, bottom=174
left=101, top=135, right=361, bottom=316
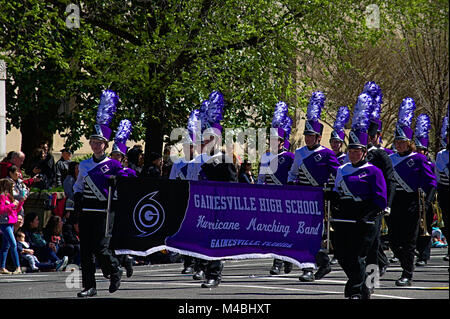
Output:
left=435, top=113, right=449, bottom=262
left=389, top=98, right=437, bottom=286
left=257, top=101, right=295, bottom=275
left=169, top=109, right=199, bottom=274
left=287, top=91, right=340, bottom=282
left=109, top=120, right=136, bottom=278
left=73, top=91, right=135, bottom=297
left=331, top=102, right=387, bottom=299
left=329, top=106, right=350, bottom=165
left=364, top=82, right=393, bottom=276
left=413, top=114, right=435, bottom=266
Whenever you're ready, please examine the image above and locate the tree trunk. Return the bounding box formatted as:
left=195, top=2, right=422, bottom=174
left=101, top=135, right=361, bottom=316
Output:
left=20, top=113, right=54, bottom=172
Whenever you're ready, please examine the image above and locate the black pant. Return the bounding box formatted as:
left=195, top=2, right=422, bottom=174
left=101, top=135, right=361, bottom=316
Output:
left=79, top=211, right=121, bottom=289
left=367, top=215, right=389, bottom=270
left=334, top=221, right=377, bottom=298
left=197, top=259, right=223, bottom=281
left=389, top=192, right=420, bottom=279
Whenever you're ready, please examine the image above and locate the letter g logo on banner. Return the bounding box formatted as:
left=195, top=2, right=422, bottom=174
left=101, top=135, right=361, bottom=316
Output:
left=133, top=191, right=165, bottom=237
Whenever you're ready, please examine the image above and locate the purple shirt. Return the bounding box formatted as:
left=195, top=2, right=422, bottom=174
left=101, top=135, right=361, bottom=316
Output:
left=334, top=162, right=387, bottom=210
left=258, top=151, right=295, bottom=185
left=288, top=145, right=339, bottom=187
left=389, top=152, right=437, bottom=194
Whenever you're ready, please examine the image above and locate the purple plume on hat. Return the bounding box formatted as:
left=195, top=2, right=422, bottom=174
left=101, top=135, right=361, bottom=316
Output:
left=306, top=91, right=326, bottom=121
left=363, top=81, right=382, bottom=100
left=96, top=90, right=119, bottom=126
left=197, top=91, right=225, bottom=140
left=441, top=110, right=449, bottom=147
left=394, top=97, right=416, bottom=140
left=187, top=109, right=202, bottom=143
left=397, top=97, right=416, bottom=127
left=91, top=90, right=119, bottom=141
left=304, top=91, right=325, bottom=135
left=414, top=113, right=430, bottom=149
left=351, top=93, right=372, bottom=132
left=272, top=101, right=292, bottom=141
left=112, top=119, right=132, bottom=154
left=331, top=106, right=350, bottom=141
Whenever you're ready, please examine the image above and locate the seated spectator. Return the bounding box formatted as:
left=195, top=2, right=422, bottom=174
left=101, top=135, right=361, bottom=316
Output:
left=16, top=230, right=67, bottom=272
left=55, top=149, right=72, bottom=188
left=61, top=212, right=80, bottom=265
left=43, top=215, right=72, bottom=266
left=22, top=212, right=66, bottom=267
left=13, top=214, right=23, bottom=234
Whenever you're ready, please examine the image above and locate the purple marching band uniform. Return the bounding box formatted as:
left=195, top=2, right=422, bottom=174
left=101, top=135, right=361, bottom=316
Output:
left=435, top=113, right=449, bottom=260
left=362, top=82, right=393, bottom=275
left=388, top=98, right=437, bottom=286
left=331, top=91, right=387, bottom=299
left=413, top=113, right=436, bottom=264
left=287, top=91, right=340, bottom=282
left=73, top=90, right=136, bottom=297
left=257, top=101, right=295, bottom=275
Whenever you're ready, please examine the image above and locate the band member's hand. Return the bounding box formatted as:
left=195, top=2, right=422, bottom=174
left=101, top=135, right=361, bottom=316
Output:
left=383, top=207, right=391, bottom=216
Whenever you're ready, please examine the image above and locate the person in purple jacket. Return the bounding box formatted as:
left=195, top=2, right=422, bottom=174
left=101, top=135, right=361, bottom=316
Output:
left=331, top=120, right=387, bottom=299
left=73, top=90, right=136, bottom=297
left=389, top=98, right=437, bottom=287
left=287, top=91, right=340, bottom=282
left=258, top=101, right=295, bottom=275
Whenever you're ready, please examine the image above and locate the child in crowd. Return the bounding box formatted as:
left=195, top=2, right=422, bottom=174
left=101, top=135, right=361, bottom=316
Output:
left=16, top=230, right=67, bottom=272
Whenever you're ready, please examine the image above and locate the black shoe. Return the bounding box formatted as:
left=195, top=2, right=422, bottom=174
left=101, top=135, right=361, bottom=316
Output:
left=415, top=260, right=427, bottom=267
left=109, top=268, right=123, bottom=293
left=330, top=257, right=338, bottom=265
left=314, top=265, right=331, bottom=280
left=269, top=266, right=281, bottom=275
left=201, top=278, right=220, bottom=288
left=193, top=270, right=205, bottom=280
left=181, top=266, right=194, bottom=274
left=443, top=255, right=449, bottom=261
left=299, top=270, right=315, bottom=282
left=125, top=256, right=134, bottom=278
left=284, top=263, right=293, bottom=274
left=395, top=277, right=412, bottom=287
left=349, top=294, right=361, bottom=299
left=389, top=257, right=399, bottom=263
left=77, top=288, right=97, bottom=297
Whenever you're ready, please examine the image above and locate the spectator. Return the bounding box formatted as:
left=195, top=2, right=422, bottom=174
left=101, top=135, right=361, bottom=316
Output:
left=6, top=165, right=29, bottom=217
left=55, top=149, right=72, bottom=187
left=127, top=146, right=144, bottom=175
left=238, top=160, right=255, bottom=184
left=43, top=215, right=71, bottom=267
left=162, top=146, right=173, bottom=179
left=0, top=151, right=41, bottom=187
left=13, top=214, right=23, bottom=234
left=0, top=178, right=26, bottom=274
left=26, top=148, right=52, bottom=189
left=22, top=212, right=67, bottom=267
left=141, top=152, right=163, bottom=179
left=15, top=230, right=67, bottom=272
left=63, top=161, right=79, bottom=207
left=62, top=212, right=80, bottom=265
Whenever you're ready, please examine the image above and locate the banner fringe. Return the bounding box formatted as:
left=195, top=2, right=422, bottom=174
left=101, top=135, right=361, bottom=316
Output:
left=114, top=246, right=316, bottom=269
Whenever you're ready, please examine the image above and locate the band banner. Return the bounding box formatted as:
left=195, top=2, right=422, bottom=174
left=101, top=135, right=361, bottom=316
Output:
left=112, top=178, right=324, bottom=268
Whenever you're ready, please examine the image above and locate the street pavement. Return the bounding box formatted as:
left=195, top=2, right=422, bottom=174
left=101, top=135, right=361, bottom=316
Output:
left=0, top=248, right=447, bottom=302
